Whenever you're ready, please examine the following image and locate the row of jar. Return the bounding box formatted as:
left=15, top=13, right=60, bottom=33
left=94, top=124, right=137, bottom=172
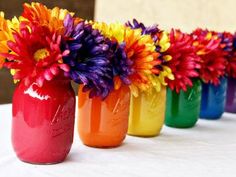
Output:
left=10, top=76, right=235, bottom=164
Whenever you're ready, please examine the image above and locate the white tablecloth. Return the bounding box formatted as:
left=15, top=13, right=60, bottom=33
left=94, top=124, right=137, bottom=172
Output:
left=0, top=103, right=236, bottom=177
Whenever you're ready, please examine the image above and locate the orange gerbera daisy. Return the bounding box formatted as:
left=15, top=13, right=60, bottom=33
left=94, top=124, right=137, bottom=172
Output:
left=0, top=12, right=8, bottom=67
left=22, top=2, right=75, bottom=35
left=0, top=12, right=20, bottom=68
left=124, top=28, right=160, bottom=96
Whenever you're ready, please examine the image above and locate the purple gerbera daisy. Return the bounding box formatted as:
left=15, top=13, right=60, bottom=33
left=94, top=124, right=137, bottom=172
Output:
left=62, top=14, right=133, bottom=98
left=62, top=14, right=114, bottom=98
left=109, top=41, right=133, bottom=88
left=126, top=19, right=160, bottom=42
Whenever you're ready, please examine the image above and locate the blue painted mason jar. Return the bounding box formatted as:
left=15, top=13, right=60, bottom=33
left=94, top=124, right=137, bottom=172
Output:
left=200, top=77, right=227, bottom=120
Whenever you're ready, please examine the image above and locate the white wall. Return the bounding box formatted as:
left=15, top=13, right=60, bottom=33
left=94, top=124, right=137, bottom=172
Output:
left=95, top=0, right=236, bottom=32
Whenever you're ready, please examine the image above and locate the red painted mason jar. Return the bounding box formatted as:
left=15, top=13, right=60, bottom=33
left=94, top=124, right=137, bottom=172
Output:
left=12, top=77, right=75, bottom=164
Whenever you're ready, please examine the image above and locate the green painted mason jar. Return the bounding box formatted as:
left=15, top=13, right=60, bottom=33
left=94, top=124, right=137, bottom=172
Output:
left=165, top=79, right=202, bottom=128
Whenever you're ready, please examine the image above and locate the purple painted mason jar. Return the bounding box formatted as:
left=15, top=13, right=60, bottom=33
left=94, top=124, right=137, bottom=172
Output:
left=225, top=77, right=236, bottom=113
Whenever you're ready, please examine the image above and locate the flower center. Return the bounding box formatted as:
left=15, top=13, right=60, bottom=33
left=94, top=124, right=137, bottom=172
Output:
left=34, top=48, right=50, bottom=61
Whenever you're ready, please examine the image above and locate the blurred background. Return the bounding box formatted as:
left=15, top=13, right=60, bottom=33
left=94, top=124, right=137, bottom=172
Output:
left=0, top=0, right=235, bottom=104
left=95, top=0, right=236, bottom=32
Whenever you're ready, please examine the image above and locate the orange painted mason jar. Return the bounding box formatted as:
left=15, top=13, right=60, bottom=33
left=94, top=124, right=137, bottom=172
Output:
left=78, top=86, right=130, bottom=148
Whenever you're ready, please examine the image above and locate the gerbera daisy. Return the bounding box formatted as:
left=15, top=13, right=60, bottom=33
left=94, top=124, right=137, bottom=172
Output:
left=126, top=19, right=174, bottom=92
left=2, top=21, right=70, bottom=87
left=227, top=33, right=236, bottom=78
left=0, top=12, right=9, bottom=68
left=0, top=12, right=20, bottom=68
left=93, top=22, right=161, bottom=97
left=166, top=29, right=200, bottom=93
left=218, top=32, right=236, bottom=78
left=192, top=29, right=226, bottom=85
left=22, top=2, right=76, bottom=35
left=126, top=19, right=160, bottom=37
left=148, top=31, right=174, bottom=91
left=218, top=32, right=233, bottom=53
left=61, top=15, right=116, bottom=99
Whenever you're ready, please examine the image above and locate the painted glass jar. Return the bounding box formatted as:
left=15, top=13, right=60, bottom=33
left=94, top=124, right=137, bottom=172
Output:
left=12, top=77, right=75, bottom=164
left=225, top=77, right=236, bottom=113
left=128, top=87, right=166, bottom=137
left=78, top=86, right=130, bottom=148
left=200, top=77, right=227, bottom=119
left=165, top=80, right=202, bottom=128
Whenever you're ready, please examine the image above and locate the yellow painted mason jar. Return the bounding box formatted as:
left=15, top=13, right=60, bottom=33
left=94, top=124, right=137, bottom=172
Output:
left=128, top=87, right=166, bottom=137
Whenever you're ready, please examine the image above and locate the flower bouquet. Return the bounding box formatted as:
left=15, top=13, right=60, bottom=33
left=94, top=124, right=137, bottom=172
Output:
left=77, top=18, right=168, bottom=144
left=0, top=3, right=78, bottom=164
left=192, top=29, right=227, bottom=119
left=164, top=29, right=201, bottom=128
left=125, top=19, right=173, bottom=137
left=68, top=20, right=133, bottom=148
left=220, top=32, right=236, bottom=113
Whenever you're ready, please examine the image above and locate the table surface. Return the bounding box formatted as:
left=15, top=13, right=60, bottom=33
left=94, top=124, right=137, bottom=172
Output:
left=0, top=103, right=236, bottom=177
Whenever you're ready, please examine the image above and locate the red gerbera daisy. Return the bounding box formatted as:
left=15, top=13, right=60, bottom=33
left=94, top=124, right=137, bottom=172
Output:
left=192, top=29, right=226, bottom=85
left=2, top=22, right=70, bottom=87
left=166, top=29, right=200, bottom=93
